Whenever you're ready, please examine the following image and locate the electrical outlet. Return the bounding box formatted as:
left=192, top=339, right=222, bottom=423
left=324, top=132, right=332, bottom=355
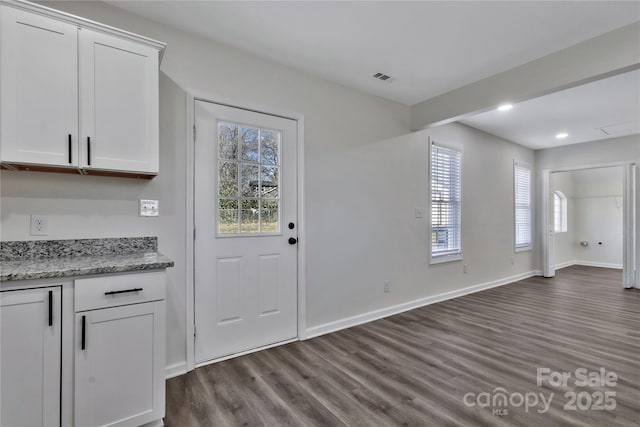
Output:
left=511, top=256, right=515, bottom=265
left=414, top=207, right=426, bottom=219
left=384, top=280, right=391, bottom=293
left=139, top=199, right=159, bottom=217
left=30, top=215, right=48, bottom=236
left=463, top=264, right=468, bottom=274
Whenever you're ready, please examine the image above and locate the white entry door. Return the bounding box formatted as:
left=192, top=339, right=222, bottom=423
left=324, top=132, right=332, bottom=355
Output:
left=194, top=100, right=298, bottom=363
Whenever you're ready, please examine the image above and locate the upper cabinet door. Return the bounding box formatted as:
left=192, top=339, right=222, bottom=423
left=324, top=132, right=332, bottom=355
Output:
left=0, top=6, right=78, bottom=166
left=79, top=28, right=159, bottom=174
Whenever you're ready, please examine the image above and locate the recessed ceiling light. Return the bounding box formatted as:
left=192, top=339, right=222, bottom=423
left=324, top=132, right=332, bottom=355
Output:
left=556, top=132, right=569, bottom=139
left=497, top=104, right=513, bottom=111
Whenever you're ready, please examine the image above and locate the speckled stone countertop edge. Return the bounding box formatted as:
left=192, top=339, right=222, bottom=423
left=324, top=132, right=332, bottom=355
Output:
left=0, top=251, right=174, bottom=283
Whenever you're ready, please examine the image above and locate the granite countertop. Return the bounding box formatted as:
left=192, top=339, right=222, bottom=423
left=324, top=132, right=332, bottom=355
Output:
left=0, top=237, right=174, bottom=282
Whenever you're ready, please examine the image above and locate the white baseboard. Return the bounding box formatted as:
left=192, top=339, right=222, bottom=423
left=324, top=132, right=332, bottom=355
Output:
left=555, top=260, right=623, bottom=270
left=554, top=260, right=576, bottom=270
left=304, top=270, right=540, bottom=340
left=574, top=260, right=623, bottom=269
left=165, top=361, right=187, bottom=379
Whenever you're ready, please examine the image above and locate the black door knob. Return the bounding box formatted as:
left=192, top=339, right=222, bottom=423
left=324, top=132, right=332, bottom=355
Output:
left=288, top=222, right=295, bottom=229
left=288, top=237, right=297, bottom=245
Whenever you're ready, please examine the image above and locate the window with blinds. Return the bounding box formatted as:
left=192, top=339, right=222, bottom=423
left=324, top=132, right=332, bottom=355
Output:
left=431, top=143, right=462, bottom=259
left=514, top=164, right=531, bottom=249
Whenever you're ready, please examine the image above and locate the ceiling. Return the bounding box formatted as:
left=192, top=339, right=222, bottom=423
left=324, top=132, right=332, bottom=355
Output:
left=107, top=1, right=640, bottom=106
left=459, top=69, right=640, bottom=149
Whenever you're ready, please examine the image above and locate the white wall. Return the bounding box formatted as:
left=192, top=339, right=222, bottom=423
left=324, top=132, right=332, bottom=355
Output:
left=1, top=1, right=537, bottom=371
left=535, top=134, right=640, bottom=272
left=573, top=168, right=625, bottom=268
left=573, top=196, right=623, bottom=267
left=306, top=122, right=536, bottom=331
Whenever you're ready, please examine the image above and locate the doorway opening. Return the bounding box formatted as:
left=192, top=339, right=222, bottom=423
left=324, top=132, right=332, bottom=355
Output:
left=542, top=163, right=637, bottom=288
left=551, top=166, right=624, bottom=269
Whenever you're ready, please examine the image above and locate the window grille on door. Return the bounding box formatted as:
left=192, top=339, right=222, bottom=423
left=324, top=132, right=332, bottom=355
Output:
left=217, top=121, right=281, bottom=235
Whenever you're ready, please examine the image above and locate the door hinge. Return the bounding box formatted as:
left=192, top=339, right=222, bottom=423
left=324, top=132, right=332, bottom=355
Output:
left=193, top=125, right=196, bottom=142
left=194, top=325, right=197, bottom=339
left=193, top=226, right=196, bottom=240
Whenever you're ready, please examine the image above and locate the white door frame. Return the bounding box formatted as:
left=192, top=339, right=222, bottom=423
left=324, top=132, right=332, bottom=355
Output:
left=184, top=91, right=306, bottom=372
left=541, top=160, right=638, bottom=288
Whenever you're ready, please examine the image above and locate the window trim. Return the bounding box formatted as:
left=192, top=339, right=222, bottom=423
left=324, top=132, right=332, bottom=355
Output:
left=553, top=190, right=568, bottom=233
left=429, top=138, right=463, bottom=264
left=514, top=161, right=532, bottom=252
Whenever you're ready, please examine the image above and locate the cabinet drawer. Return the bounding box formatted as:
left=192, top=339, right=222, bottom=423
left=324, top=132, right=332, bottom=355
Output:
left=75, top=271, right=165, bottom=312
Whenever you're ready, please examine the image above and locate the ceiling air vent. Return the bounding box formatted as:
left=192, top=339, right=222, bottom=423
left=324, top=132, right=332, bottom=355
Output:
left=372, top=72, right=392, bottom=82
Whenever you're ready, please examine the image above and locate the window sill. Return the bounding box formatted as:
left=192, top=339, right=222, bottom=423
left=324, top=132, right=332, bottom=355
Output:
left=515, top=246, right=532, bottom=253
left=430, top=254, right=463, bottom=265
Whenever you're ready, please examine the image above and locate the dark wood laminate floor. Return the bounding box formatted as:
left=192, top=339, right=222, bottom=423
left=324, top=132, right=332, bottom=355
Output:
left=166, top=266, right=640, bottom=426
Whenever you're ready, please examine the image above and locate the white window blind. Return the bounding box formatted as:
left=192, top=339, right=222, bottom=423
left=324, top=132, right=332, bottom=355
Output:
left=554, top=191, right=568, bottom=233
left=514, top=164, right=531, bottom=249
left=431, top=143, right=462, bottom=258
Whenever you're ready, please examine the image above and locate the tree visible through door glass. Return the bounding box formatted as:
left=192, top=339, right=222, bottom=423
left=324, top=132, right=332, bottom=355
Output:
left=217, top=121, right=281, bottom=235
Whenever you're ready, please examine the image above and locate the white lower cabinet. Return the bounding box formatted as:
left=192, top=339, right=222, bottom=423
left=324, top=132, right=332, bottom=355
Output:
left=0, top=285, right=62, bottom=427
left=74, top=272, right=166, bottom=427
left=0, top=271, right=166, bottom=427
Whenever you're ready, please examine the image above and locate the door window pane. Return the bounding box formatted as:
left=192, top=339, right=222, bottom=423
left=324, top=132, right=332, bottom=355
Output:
left=260, top=130, right=280, bottom=165
left=218, top=122, right=238, bottom=160
left=241, top=127, right=259, bottom=162
left=218, top=199, right=238, bottom=234
left=218, top=161, right=238, bottom=197
left=241, top=164, right=259, bottom=198
left=261, top=166, right=279, bottom=198
left=261, top=200, right=279, bottom=233
left=241, top=199, right=260, bottom=233
left=217, top=121, right=282, bottom=235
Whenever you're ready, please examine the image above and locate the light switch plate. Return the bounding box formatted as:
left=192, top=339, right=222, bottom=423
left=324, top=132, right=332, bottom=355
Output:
left=139, top=199, right=159, bottom=217
left=414, top=207, right=426, bottom=219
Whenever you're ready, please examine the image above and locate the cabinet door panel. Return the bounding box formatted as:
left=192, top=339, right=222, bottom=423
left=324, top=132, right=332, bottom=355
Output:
left=79, top=29, right=159, bottom=173
left=0, top=287, right=62, bottom=427
left=75, top=301, right=165, bottom=427
left=0, top=7, right=78, bottom=166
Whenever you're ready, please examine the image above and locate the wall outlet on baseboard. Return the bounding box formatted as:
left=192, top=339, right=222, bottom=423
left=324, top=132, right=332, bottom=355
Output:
left=30, top=215, right=48, bottom=236
left=384, top=280, right=391, bottom=293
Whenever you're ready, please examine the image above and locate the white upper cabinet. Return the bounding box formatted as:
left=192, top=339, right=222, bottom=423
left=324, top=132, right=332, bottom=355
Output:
left=0, top=6, right=78, bottom=167
left=0, top=1, right=165, bottom=177
left=79, top=28, right=159, bottom=173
